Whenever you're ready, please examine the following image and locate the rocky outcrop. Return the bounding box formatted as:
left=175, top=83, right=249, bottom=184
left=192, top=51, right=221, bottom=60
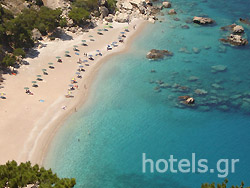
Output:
left=221, top=24, right=244, bottom=34
left=115, top=0, right=160, bottom=23
left=178, top=96, right=195, bottom=105
left=193, top=16, right=214, bottom=25
left=31, top=28, right=42, bottom=41
left=104, top=14, right=114, bottom=22
left=98, top=0, right=107, bottom=6
left=99, top=6, right=109, bottom=18
left=233, top=25, right=244, bottom=34
left=162, top=1, right=171, bottom=8
left=220, top=34, right=248, bottom=46
left=114, top=12, right=129, bottom=23
left=146, top=49, right=173, bottom=60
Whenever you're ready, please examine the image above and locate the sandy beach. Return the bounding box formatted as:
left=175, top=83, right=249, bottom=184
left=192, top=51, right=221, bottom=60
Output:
left=0, top=19, right=147, bottom=165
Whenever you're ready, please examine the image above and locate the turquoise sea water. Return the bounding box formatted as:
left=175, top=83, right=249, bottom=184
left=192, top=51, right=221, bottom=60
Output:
left=45, top=1, right=250, bottom=187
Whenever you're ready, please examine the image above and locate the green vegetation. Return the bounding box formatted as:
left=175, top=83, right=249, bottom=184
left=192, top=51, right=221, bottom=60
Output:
left=68, top=0, right=117, bottom=24
left=69, top=7, right=90, bottom=25
left=202, top=179, right=249, bottom=188
left=0, top=5, right=62, bottom=68
left=0, top=160, right=76, bottom=188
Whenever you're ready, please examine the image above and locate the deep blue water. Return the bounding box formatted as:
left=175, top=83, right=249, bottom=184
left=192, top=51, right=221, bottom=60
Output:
left=45, top=0, right=250, bottom=187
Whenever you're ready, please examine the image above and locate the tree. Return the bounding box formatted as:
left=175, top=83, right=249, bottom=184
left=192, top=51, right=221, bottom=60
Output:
left=0, top=160, right=76, bottom=187
left=13, top=48, right=25, bottom=58
left=1, top=54, right=16, bottom=67
left=201, top=179, right=250, bottom=188
left=69, top=7, right=90, bottom=25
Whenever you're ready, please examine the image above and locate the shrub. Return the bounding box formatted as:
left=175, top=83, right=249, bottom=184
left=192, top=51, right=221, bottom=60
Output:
left=59, top=17, right=68, bottom=28
left=13, top=48, right=25, bottom=58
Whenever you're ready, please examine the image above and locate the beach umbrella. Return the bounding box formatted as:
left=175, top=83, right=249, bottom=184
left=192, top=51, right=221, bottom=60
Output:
left=65, top=51, right=70, bottom=53
left=0, top=93, right=6, bottom=96
left=82, top=40, right=86, bottom=42
left=24, top=87, right=29, bottom=90
left=75, top=52, right=80, bottom=55
left=42, top=69, right=47, bottom=72
left=56, top=56, right=61, bottom=59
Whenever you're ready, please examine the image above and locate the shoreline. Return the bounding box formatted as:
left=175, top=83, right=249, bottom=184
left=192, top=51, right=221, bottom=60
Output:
left=39, top=20, right=148, bottom=165
left=0, top=19, right=148, bottom=166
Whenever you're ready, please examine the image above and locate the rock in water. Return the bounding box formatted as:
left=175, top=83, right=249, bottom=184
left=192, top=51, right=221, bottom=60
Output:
left=220, top=34, right=248, bottom=46
left=193, top=16, right=214, bottom=25
left=211, top=65, right=227, bottom=73
left=162, top=2, right=171, bottom=8
left=146, top=49, right=173, bottom=60
left=168, top=9, right=177, bottom=15
left=233, top=25, right=245, bottom=34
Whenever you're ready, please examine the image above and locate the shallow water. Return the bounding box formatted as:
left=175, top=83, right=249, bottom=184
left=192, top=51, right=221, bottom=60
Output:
left=45, top=0, right=250, bottom=187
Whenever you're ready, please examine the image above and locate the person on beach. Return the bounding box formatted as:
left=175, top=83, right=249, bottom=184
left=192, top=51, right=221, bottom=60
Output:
left=133, top=25, right=136, bottom=30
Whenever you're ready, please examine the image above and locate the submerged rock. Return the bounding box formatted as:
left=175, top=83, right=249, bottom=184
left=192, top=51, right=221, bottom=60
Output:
left=195, top=89, right=208, bottom=95
left=211, top=83, right=224, bottom=90
left=146, top=49, right=173, bottom=60
left=192, top=47, right=201, bottom=54
left=211, top=65, right=227, bottom=73
left=168, top=9, right=177, bottom=15
left=181, top=25, right=190, bottom=29
left=217, top=105, right=230, bottom=112
left=188, top=76, right=199, bottom=82
left=239, top=18, right=250, bottom=26
left=193, top=16, right=214, bottom=25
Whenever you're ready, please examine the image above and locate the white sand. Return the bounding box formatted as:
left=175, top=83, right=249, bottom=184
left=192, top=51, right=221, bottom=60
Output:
left=0, top=19, right=147, bottom=165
